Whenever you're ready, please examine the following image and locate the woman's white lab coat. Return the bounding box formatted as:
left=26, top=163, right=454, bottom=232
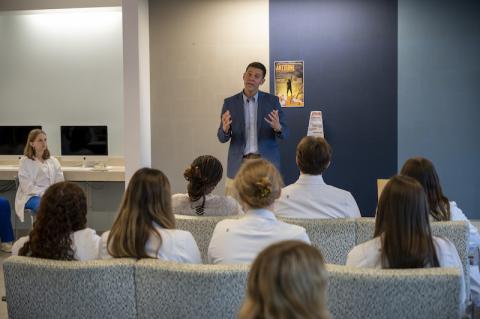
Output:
left=15, top=156, right=64, bottom=221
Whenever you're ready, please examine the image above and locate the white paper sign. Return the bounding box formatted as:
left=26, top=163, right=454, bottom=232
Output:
left=307, top=111, right=324, bottom=137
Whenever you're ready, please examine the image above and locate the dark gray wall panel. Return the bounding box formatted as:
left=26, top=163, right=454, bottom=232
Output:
left=398, top=0, right=480, bottom=218
left=270, top=0, right=397, bottom=216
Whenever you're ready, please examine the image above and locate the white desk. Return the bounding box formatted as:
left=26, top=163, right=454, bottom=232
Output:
left=61, top=166, right=125, bottom=182
left=0, top=165, right=125, bottom=182
left=0, top=158, right=125, bottom=231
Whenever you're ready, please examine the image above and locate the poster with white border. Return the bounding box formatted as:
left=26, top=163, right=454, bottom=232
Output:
left=274, top=61, right=304, bottom=107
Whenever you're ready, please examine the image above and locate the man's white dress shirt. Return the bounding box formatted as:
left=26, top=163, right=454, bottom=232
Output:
left=275, top=174, right=360, bottom=219
left=243, top=92, right=259, bottom=155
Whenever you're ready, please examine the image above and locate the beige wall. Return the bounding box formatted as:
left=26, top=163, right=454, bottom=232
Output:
left=149, top=0, right=269, bottom=194
left=0, top=0, right=120, bottom=11
left=0, top=8, right=124, bottom=156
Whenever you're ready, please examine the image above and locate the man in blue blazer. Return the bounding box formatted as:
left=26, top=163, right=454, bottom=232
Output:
left=217, top=62, right=289, bottom=185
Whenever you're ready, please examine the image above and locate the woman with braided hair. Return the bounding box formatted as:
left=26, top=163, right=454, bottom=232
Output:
left=172, top=155, right=242, bottom=216
left=207, top=158, right=310, bottom=264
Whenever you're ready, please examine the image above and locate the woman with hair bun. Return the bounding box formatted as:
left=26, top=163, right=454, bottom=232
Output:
left=12, top=181, right=100, bottom=260
left=207, top=159, right=310, bottom=264
left=172, top=155, right=242, bottom=216
left=238, top=240, right=330, bottom=319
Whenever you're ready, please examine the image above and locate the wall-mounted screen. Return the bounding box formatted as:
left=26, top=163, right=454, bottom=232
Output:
left=0, top=126, right=42, bottom=155
left=61, top=126, right=108, bottom=156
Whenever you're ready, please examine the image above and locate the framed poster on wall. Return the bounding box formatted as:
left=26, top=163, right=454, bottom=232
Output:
left=274, top=61, right=304, bottom=107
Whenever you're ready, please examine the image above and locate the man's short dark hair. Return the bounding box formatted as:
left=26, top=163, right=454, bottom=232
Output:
left=246, top=62, right=267, bottom=78
left=296, top=136, right=332, bottom=175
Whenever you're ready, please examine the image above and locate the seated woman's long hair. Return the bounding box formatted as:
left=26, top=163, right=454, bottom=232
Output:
left=107, top=167, right=175, bottom=258
left=238, top=240, right=330, bottom=319
left=374, top=175, right=439, bottom=268
left=400, top=157, right=451, bottom=221
left=19, top=182, right=87, bottom=260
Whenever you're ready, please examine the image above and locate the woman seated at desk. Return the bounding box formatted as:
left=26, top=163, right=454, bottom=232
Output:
left=15, top=129, right=64, bottom=222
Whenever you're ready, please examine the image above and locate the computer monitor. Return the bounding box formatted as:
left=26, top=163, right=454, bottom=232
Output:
left=61, top=126, right=108, bottom=168
left=61, top=125, right=108, bottom=156
left=0, top=126, right=42, bottom=157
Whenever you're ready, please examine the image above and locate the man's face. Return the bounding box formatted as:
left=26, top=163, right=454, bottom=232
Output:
left=243, top=67, right=265, bottom=94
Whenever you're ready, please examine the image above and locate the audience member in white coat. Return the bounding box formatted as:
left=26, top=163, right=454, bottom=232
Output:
left=172, top=155, right=242, bottom=216
left=238, top=240, right=330, bottom=319
left=100, top=168, right=201, bottom=263
left=12, top=182, right=100, bottom=261
left=275, top=136, right=360, bottom=219
left=208, top=159, right=310, bottom=264
left=401, top=157, right=480, bottom=303
left=15, top=129, right=64, bottom=222
left=346, top=175, right=465, bottom=303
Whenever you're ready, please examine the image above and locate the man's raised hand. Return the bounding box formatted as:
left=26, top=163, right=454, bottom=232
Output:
left=222, top=110, right=232, bottom=133
left=265, top=110, right=281, bottom=132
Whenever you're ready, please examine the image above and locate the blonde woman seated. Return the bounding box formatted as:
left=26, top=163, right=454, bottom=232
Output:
left=12, top=182, right=100, bottom=261
left=208, top=159, right=310, bottom=264
left=15, top=129, right=64, bottom=221
left=100, top=168, right=201, bottom=263
left=172, top=155, right=242, bottom=216
left=238, top=240, right=330, bottom=319
left=346, top=175, right=465, bottom=302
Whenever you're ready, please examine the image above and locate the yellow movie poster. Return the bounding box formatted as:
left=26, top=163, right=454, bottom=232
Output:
left=274, top=61, right=304, bottom=107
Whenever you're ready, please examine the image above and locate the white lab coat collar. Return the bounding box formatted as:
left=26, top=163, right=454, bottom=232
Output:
left=296, top=174, right=326, bottom=185
left=244, top=208, right=277, bottom=221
